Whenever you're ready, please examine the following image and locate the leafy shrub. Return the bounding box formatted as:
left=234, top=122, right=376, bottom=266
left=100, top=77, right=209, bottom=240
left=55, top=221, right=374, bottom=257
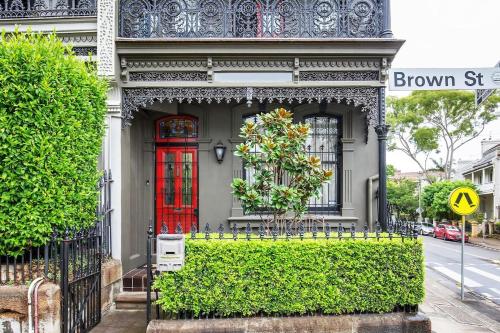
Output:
left=0, top=31, right=108, bottom=255
left=154, top=238, right=424, bottom=316
left=231, top=108, right=331, bottom=220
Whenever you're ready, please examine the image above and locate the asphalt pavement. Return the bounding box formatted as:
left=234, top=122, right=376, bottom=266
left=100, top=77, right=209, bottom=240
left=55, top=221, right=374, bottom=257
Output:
left=422, top=236, right=500, bottom=333
left=424, top=236, right=500, bottom=305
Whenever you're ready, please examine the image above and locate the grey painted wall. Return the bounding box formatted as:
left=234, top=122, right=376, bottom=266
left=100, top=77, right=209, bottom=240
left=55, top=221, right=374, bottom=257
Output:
left=120, top=101, right=379, bottom=271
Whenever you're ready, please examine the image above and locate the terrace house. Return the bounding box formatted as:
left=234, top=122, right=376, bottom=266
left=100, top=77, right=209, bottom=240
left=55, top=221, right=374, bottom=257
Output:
left=0, top=0, right=403, bottom=274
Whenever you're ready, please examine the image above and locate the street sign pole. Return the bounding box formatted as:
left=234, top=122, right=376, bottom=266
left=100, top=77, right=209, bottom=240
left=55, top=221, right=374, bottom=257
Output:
left=448, top=186, right=479, bottom=302
left=461, top=214, right=465, bottom=300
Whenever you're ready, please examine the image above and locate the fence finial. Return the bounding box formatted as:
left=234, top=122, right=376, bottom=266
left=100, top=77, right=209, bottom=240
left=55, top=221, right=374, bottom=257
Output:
left=204, top=223, right=210, bottom=240
left=218, top=223, right=224, bottom=240
left=175, top=223, right=183, bottom=234
left=246, top=223, right=251, bottom=240
left=312, top=221, right=318, bottom=239
left=325, top=223, right=331, bottom=240
left=363, top=223, right=368, bottom=239
left=299, top=221, right=305, bottom=240
left=351, top=223, right=356, bottom=239
left=232, top=223, right=238, bottom=240
left=191, top=224, right=197, bottom=239
left=259, top=222, right=265, bottom=240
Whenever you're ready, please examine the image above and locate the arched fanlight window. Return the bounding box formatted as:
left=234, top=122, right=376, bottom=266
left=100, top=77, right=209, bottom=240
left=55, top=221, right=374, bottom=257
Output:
left=156, top=116, right=198, bottom=142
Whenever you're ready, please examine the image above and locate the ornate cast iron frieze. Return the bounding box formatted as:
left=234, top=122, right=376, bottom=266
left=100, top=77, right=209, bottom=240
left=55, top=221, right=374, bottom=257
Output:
left=129, top=71, right=208, bottom=81
left=119, top=0, right=384, bottom=39
left=72, top=46, right=98, bottom=56
left=122, top=86, right=379, bottom=128
left=300, top=71, right=379, bottom=81
left=0, top=0, right=96, bottom=18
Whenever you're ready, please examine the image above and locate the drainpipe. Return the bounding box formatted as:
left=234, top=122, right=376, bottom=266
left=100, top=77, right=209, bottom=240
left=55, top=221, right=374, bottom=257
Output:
left=367, top=175, right=379, bottom=232
left=33, top=279, right=44, bottom=333
left=28, top=277, right=44, bottom=333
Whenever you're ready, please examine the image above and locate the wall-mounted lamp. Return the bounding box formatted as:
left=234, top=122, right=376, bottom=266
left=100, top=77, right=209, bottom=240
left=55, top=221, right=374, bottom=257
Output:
left=213, top=141, right=227, bottom=164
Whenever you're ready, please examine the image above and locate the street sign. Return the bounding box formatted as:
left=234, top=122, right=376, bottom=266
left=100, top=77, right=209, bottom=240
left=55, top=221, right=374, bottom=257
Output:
left=416, top=207, right=423, bottom=214
left=448, top=187, right=479, bottom=216
left=447, top=186, right=480, bottom=301
left=475, top=61, right=499, bottom=106
left=388, top=68, right=500, bottom=91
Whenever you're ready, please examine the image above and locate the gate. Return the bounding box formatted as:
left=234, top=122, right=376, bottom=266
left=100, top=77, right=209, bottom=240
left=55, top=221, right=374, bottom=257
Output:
left=60, top=230, right=102, bottom=333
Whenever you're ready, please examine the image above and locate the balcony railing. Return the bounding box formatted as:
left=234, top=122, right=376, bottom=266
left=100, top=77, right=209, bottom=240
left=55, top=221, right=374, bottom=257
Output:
left=119, top=0, right=390, bottom=39
left=0, top=0, right=96, bottom=19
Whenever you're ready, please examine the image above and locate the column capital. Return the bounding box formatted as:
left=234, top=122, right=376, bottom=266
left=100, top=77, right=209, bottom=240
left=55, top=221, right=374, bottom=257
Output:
left=375, top=124, right=390, bottom=138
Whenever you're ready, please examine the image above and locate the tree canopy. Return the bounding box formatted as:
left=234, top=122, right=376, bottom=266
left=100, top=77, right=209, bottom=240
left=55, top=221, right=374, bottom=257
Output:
left=421, top=180, right=477, bottom=221
left=387, top=178, right=418, bottom=220
left=387, top=90, right=499, bottom=183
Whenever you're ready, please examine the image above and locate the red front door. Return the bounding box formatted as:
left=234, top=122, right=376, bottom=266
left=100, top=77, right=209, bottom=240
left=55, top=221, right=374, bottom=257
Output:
left=155, top=146, right=198, bottom=235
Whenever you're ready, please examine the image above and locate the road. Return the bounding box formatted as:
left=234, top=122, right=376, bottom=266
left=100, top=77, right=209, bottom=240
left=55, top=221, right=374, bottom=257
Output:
left=424, top=236, right=500, bottom=304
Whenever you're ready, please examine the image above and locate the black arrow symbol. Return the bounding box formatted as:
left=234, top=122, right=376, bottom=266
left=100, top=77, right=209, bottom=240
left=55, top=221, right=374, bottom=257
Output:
left=463, top=192, right=476, bottom=207
left=454, top=192, right=476, bottom=208
left=453, top=193, right=463, bottom=207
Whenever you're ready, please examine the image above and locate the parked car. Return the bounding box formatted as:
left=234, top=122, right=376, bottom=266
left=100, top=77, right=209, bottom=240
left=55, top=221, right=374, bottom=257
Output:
left=433, top=224, right=469, bottom=242
left=419, top=222, right=434, bottom=236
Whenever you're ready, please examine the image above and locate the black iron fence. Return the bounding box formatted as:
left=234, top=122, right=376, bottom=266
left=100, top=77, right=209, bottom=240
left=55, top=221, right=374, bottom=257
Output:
left=146, top=218, right=420, bottom=322
left=97, top=170, right=113, bottom=258
left=0, top=170, right=112, bottom=332
left=0, top=170, right=112, bottom=285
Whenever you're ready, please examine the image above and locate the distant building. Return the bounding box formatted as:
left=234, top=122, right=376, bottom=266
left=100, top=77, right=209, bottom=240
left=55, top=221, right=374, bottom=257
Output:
left=459, top=139, right=500, bottom=222
left=392, top=170, right=445, bottom=186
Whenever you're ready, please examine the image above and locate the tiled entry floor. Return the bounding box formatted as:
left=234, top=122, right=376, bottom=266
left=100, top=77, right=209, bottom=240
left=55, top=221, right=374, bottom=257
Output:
left=123, top=267, right=148, bottom=292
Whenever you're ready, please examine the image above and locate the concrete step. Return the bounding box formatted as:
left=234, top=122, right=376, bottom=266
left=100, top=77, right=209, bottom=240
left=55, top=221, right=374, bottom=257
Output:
left=115, top=292, right=156, bottom=310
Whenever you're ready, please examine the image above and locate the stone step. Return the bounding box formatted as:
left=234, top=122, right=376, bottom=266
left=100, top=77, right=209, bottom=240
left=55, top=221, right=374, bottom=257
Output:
left=115, top=292, right=156, bottom=310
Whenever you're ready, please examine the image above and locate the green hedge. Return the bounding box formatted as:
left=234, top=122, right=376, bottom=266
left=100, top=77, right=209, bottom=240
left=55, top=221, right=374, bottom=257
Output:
left=154, top=238, right=424, bottom=316
left=0, top=31, right=108, bottom=255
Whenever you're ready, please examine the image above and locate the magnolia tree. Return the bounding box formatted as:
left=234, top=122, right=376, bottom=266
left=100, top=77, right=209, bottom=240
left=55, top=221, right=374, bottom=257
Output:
left=231, top=108, right=332, bottom=223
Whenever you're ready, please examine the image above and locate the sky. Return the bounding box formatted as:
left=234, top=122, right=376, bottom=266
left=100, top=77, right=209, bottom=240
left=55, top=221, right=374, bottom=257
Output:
left=387, top=0, right=500, bottom=172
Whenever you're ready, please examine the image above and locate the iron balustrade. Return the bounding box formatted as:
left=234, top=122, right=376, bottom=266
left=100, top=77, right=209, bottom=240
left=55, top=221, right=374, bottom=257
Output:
left=146, top=217, right=419, bottom=322
left=0, top=0, right=96, bottom=19
left=119, top=0, right=388, bottom=39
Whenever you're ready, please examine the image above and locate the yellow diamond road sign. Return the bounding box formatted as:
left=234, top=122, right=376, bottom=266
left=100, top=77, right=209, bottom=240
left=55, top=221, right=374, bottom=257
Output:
left=448, top=187, right=479, bottom=216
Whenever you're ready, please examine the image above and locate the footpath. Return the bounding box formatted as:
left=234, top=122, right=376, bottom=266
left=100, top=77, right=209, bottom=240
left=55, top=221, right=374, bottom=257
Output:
left=422, top=269, right=500, bottom=333
left=469, top=236, right=500, bottom=252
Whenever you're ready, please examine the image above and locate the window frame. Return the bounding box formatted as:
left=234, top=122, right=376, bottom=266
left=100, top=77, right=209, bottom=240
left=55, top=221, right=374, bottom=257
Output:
left=240, top=112, right=342, bottom=215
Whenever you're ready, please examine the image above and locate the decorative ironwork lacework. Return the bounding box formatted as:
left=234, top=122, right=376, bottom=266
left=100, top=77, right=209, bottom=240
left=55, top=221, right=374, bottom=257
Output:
left=300, top=71, right=379, bottom=81
left=0, top=0, right=96, bottom=18
left=72, top=46, right=98, bottom=56
left=121, top=86, right=378, bottom=127
left=129, top=71, right=208, bottom=81
left=119, top=0, right=384, bottom=38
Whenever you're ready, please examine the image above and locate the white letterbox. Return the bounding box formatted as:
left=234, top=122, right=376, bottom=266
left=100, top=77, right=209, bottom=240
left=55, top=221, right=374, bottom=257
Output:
left=156, top=234, right=185, bottom=272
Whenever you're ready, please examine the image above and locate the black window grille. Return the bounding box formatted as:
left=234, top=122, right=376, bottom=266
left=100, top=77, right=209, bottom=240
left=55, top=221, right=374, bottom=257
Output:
left=241, top=113, right=341, bottom=215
